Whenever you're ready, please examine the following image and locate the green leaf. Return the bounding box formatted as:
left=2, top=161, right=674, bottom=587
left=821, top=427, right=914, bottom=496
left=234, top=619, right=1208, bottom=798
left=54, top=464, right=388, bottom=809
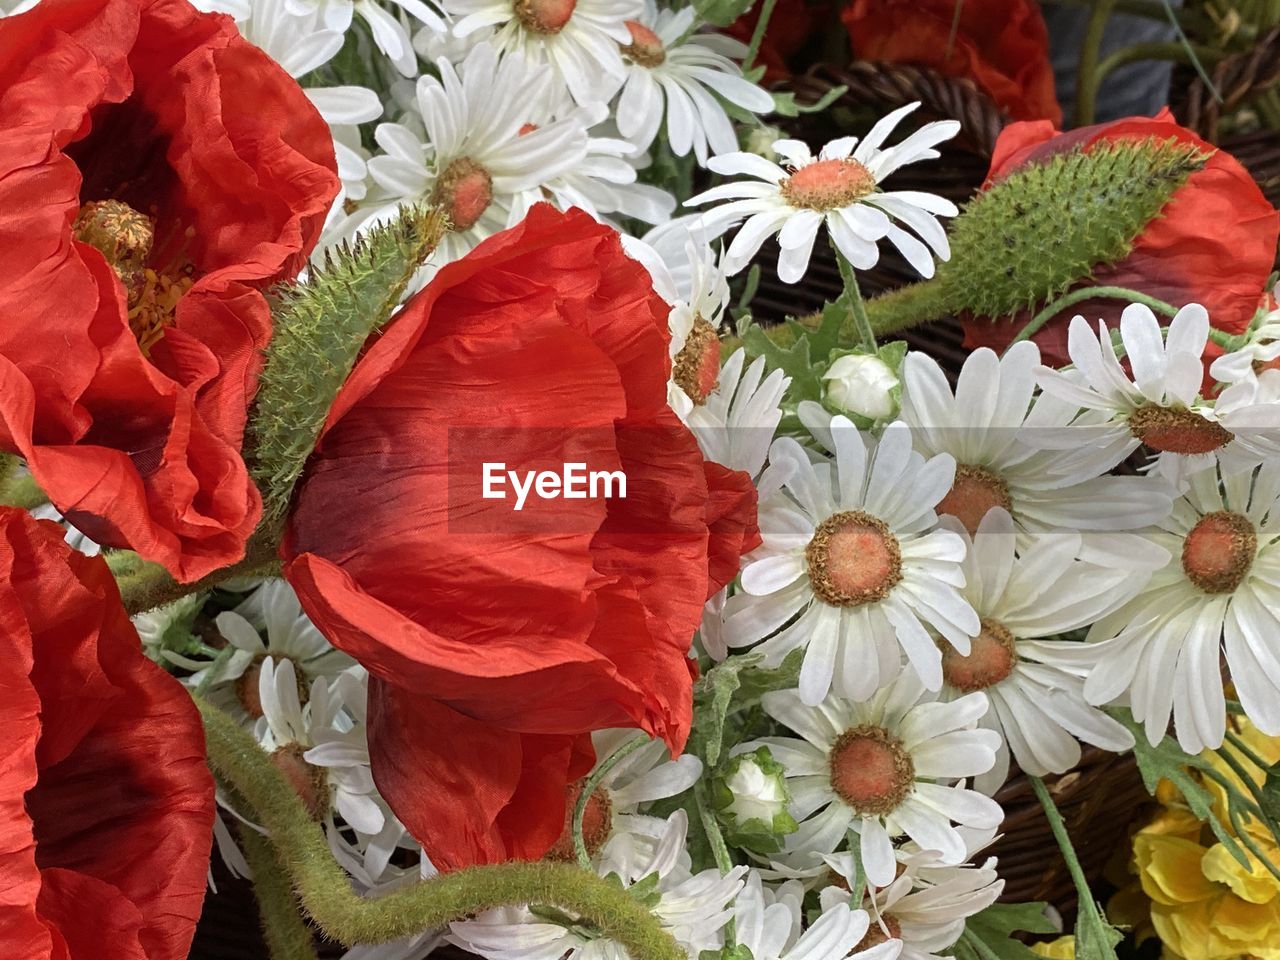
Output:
left=692, top=0, right=754, bottom=27
left=1074, top=907, right=1123, bottom=960
left=701, top=946, right=754, bottom=960
left=1114, top=709, right=1252, bottom=870
left=955, top=903, right=1056, bottom=960
left=687, top=650, right=803, bottom=769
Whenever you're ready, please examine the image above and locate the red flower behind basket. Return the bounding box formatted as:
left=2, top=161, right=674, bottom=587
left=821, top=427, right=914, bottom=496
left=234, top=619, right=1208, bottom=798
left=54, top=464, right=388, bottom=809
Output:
left=282, top=205, right=759, bottom=871
left=961, top=112, right=1280, bottom=368
left=0, top=506, right=215, bottom=960
left=842, top=0, right=1061, bottom=123
left=0, top=0, right=339, bottom=582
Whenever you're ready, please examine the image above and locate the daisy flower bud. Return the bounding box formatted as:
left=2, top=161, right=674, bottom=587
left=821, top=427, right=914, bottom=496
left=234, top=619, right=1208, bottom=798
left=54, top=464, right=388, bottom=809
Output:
left=823, top=353, right=900, bottom=421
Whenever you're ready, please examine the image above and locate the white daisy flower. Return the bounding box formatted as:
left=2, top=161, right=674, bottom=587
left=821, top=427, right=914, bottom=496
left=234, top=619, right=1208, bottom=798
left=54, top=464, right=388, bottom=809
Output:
left=746, top=673, right=1002, bottom=887
left=291, top=0, right=446, bottom=75
left=685, top=103, right=960, bottom=283
left=340, top=42, right=587, bottom=267
left=1077, top=461, right=1280, bottom=753
left=255, top=658, right=388, bottom=836
left=448, top=810, right=746, bottom=960
left=734, top=871, right=901, bottom=960
left=1034, top=303, right=1280, bottom=485
left=614, top=1, right=774, bottom=165
left=819, top=829, right=1003, bottom=960
left=29, top=501, right=100, bottom=557
left=546, top=730, right=703, bottom=876
left=166, top=579, right=351, bottom=710
left=939, top=508, right=1144, bottom=794
left=897, top=343, right=1175, bottom=562
left=523, top=104, right=676, bottom=227
left=445, top=0, right=640, bottom=107
left=1209, top=301, right=1280, bottom=388
left=722, top=419, right=979, bottom=702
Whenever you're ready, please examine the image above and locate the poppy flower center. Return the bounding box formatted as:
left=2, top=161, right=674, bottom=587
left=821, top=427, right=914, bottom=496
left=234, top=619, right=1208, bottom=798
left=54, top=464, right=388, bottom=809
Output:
left=935, top=464, right=1011, bottom=536
left=806, top=510, right=902, bottom=607
left=829, top=724, right=914, bottom=815
left=1128, top=404, right=1232, bottom=455
left=270, top=743, right=328, bottom=820
left=621, top=21, right=666, bottom=67
left=545, top=780, right=613, bottom=861
left=780, top=159, right=877, bottom=211
left=1182, top=510, right=1256, bottom=594
left=431, top=158, right=493, bottom=232
left=941, top=618, right=1016, bottom=691
left=857, top=915, right=903, bottom=948
left=514, top=0, right=575, bottom=33
left=72, top=200, right=195, bottom=355
left=673, top=314, right=721, bottom=404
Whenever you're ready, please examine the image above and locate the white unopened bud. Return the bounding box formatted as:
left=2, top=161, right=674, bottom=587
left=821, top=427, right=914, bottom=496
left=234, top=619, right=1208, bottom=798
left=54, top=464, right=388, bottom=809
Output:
left=724, top=756, right=789, bottom=827
left=823, top=354, right=898, bottom=421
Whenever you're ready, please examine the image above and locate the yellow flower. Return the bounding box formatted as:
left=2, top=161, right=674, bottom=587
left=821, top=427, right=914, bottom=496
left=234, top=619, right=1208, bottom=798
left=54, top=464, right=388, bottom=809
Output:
left=1122, top=719, right=1280, bottom=960
left=1030, top=935, right=1075, bottom=959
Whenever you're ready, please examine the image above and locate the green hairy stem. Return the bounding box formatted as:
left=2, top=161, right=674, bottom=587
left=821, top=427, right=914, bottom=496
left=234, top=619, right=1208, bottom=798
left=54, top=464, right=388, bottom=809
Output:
left=196, top=699, right=685, bottom=959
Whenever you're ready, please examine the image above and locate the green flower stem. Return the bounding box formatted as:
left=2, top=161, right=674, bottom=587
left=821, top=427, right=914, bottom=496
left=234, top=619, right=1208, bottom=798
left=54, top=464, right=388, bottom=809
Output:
left=1095, top=40, right=1221, bottom=91
left=117, top=533, right=283, bottom=616
left=959, top=928, right=1003, bottom=960
left=1008, top=285, right=1178, bottom=349
left=572, top=734, right=649, bottom=869
left=1075, top=0, right=1118, bottom=126
left=834, top=249, right=875, bottom=352
left=240, top=826, right=321, bottom=960
left=196, top=698, right=685, bottom=958
left=0, top=468, right=48, bottom=510
left=854, top=280, right=953, bottom=340
left=743, top=0, right=779, bottom=73
left=694, top=780, right=735, bottom=946
left=1223, top=729, right=1274, bottom=775
left=1028, top=776, right=1109, bottom=935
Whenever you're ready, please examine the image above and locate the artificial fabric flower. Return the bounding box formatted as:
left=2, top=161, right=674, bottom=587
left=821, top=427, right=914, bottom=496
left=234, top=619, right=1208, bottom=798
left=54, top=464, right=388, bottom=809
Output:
left=345, top=42, right=587, bottom=268
left=448, top=810, right=747, bottom=959
left=445, top=0, right=640, bottom=107
left=734, top=872, right=901, bottom=960
left=1079, top=462, right=1280, bottom=754
left=282, top=205, right=759, bottom=869
left=1034, top=304, right=1280, bottom=485
left=938, top=509, right=1140, bottom=794
left=747, top=673, right=1002, bottom=887
left=0, top=0, right=338, bottom=581
left=687, top=105, right=960, bottom=282
left=898, top=342, right=1175, bottom=555
left=615, top=0, right=774, bottom=164
left=0, top=506, right=215, bottom=960
left=824, top=353, right=900, bottom=422
left=962, top=111, right=1280, bottom=368
left=820, top=828, right=1004, bottom=960
left=1209, top=298, right=1280, bottom=389
left=721, top=419, right=979, bottom=703
left=288, top=0, right=445, bottom=75
left=842, top=0, right=1060, bottom=123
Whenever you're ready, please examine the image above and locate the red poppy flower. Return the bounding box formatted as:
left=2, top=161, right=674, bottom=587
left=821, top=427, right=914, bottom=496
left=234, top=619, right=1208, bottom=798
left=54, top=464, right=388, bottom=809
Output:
left=0, top=506, right=215, bottom=960
left=282, top=204, right=758, bottom=870
left=961, top=112, right=1280, bottom=369
left=842, top=0, right=1061, bottom=123
left=0, top=0, right=339, bottom=582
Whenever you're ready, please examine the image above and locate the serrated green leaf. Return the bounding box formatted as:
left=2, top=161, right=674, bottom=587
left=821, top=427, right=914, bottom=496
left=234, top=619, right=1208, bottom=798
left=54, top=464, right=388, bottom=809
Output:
left=1114, top=709, right=1251, bottom=870
left=1074, top=907, right=1123, bottom=960
left=958, top=902, right=1056, bottom=960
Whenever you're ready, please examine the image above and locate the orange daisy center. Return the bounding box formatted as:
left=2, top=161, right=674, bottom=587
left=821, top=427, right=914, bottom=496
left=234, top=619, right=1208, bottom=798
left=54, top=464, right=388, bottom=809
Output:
left=781, top=159, right=877, bottom=211
left=941, top=619, right=1016, bottom=692
left=432, top=157, right=494, bottom=232
left=545, top=780, right=614, bottom=861
left=857, top=915, right=903, bottom=948
left=621, top=20, right=666, bottom=67
left=1182, top=510, right=1256, bottom=594
left=514, top=0, right=576, bottom=33
left=829, top=724, right=914, bottom=816
left=673, top=314, right=721, bottom=404
left=936, top=464, right=1012, bottom=536
left=806, top=510, right=902, bottom=607
left=1128, top=404, right=1232, bottom=455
